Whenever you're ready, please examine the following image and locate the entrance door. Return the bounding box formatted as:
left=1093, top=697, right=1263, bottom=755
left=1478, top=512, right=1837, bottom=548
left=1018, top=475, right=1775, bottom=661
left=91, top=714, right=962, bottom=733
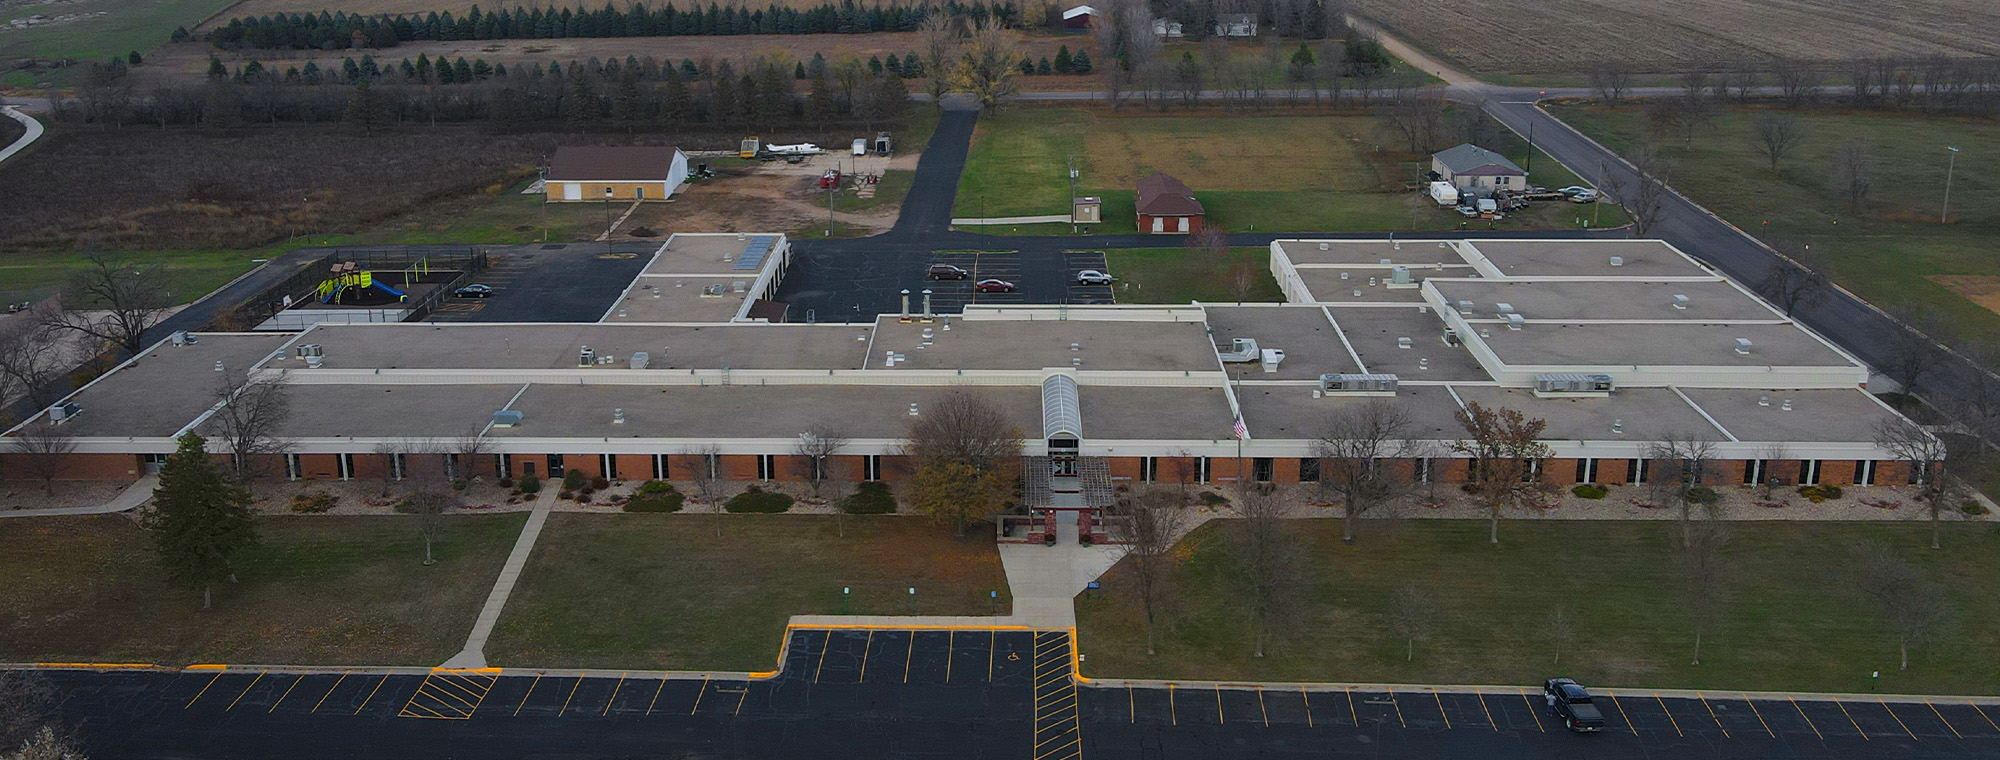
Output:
left=547, top=454, right=566, bottom=479
left=635, top=186, right=645, bottom=200
left=1051, top=457, right=1078, bottom=477
left=562, top=182, right=582, bottom=201
left=1151, top=216, right=1164, bottom=233
left=141, top=453, right=168, bottom=474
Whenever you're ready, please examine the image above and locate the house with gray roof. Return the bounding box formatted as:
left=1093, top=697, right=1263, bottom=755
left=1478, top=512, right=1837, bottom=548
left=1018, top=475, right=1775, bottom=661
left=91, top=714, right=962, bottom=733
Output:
left=1431, top=143, right=1527, bottom=196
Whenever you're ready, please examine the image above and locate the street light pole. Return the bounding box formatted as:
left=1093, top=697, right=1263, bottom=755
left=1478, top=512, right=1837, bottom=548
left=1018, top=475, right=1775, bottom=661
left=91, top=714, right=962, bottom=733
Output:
left=1941, top=146, right=1961, bottom=224
left=603, top=186, right=614, bottom=255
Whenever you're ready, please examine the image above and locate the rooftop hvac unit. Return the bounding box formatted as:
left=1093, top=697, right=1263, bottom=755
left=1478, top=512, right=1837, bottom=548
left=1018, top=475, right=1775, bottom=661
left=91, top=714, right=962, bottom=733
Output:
left=1319, top=373, right=1399, bottom=395
left=47, top=402, right=81, bottom=424
left=1397, top=337, right=1413, bottom=349
left=730, top=280, right=749, bottom=294
left=1455, top=300, right=1474, bottom=316
left=1441, top=328, right=1461, bottom=346
left=612, top=408, right=626, bottom=424
left=170, top=331, right=189, bottom=347
left=1378, top=258, right=1392, bottom=266
left=1318, top=242, right=1330, bottom=251
left=296, top=344, right=323, bottom=358
left=1390, top=265, right=1412, bottom=286
left=1505, top=313, right=1526, bottom=330
left=1672, top=294, right=1690, bottom=310
left=305, top=356, right=323, bottom=369
left=1609, top=256, right=1625, bottom=267
left=578, top=347, right=596, bottom=366
left=1533, top=373, right=1614, bottom=398
left=1495, top=302, right=1515, bottom=314
left=629, top=351, right=651, bottom=370
left=597, top=354, right=617, bottom=365
left=701, top=283, right=728, bottom=297
left=491, top=410, right=524, bottom=428
left=1217, top=337, right=1260, bottom=363
left=1734, top=338, right=1754, bottom=355
left=1259, top=348, right=1285, bottom=373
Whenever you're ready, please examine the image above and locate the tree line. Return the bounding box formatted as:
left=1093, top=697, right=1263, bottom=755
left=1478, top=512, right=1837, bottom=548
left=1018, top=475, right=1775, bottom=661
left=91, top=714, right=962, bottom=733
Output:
left=1586, top=54, right=2000, bottom=117
left=190, top=0, right=1024, bottom=51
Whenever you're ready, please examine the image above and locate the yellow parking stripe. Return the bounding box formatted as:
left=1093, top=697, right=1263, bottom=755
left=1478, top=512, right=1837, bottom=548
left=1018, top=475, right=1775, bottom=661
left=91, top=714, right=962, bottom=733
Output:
left=813, top=632, right=831, bottom=684
left=1928, top=701, right=1962, bottom=739
left=1607, top=693, right=1637, bottom=735
left=514, top=674, right=543, bottom=716
left=1258, top=687, right=1270, bottom=727
left=1433, top=691, right=1451, bottom=730
left=945, top=631, right=955, bottom=683
left=355, top=674, right=391, bottom=715
left=1880, top=700, right=1916, bottom=740
left=1521, top=689, right=1546, bottom=733
left=1790, top=698, right=1825, bottom=741
left=1346, top=688, right=1358, bottom=726
left=604, top=673, right=626, bottom=716
left=1656, top=695, right=1684, bottom=737
left=1697, top=693, right=1729, bottom=738
left=1741, top=694, right=1775, bottom=737
left=904, top=633, right=915, bottom=684
left=1215, top=685, right=1224, bottom=724
left=1301, top=687, right=1314, bottom=728
left=1835, top=700, right=1869, bottom=739
left=735, top=683, right=750, bottom=716
left=1387, top=687, right=1406, bottom=728
left=311, top=672, right=349, bottom=714
left=689, top=676, right=708, bottom=715
left=1169, top=684, right=1178, bottom=726
left=1476, top=693, right=1498, bottom=731
left=859, top=631, right=875, bottom=683
left=183, top=672, right=224, bottom=709
left=225, top=672, right=266, bottom=711
left=1973, top=702, right=2000, bottom=732
left=1128, top=685, right=1135, bottom=723
left=645, top=679, right=666, bottom=715
left=268, top=675, right=303, bottom=713
left=558, top=678, right=582, bottom=716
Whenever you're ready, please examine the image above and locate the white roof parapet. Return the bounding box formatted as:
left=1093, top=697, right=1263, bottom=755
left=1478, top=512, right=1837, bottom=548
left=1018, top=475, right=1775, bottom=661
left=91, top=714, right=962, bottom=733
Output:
left=1041, top=371, right=1082, bottom=441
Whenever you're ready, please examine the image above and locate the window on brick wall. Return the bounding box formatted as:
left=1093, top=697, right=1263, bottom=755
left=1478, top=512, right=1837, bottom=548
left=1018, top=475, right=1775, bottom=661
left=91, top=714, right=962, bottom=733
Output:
left=1196, top=458, right=1212, bottom=483
left=497, top=453, right=511, bottom=479
left=1413, top=458, right=1431, bottom=484
left=338, top=453, right=355, bottom=480
left=1743, top=459, right=1766, bottom=485
left=391, top=452, right=406, bottom=481
left=864, top=455, right=883, bottom=481
left=1855, top=459, right=1877, bottom=486
left=652, top=454, right=669, bottom=480
left=284, top=454, right=301, bottom=481
left=1298, top=457, right=1321, bottom=483
left=1800, top=459, right=1821, bottom=486
left=602, top=454, right=618, bottom=480
left=757, top=454, right=776, bottom=481
left=1628, top=458, right=1649, bottom=485
left=1252, top=458, right=1274, bottom=483
left=1139, top=457, right=1158, bottom=482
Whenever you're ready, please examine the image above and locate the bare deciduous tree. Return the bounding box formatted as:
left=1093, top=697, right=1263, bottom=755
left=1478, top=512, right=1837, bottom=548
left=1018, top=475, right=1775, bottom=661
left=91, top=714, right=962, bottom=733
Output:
left=687, top=443, right=725, bottom=536
left=792, top=424, right=851, bottom=533
left=0, top=670, right=60, bottom=752
left=1113, top=489, right=1189, bottom=655
left=917, top=13, right=959, bottom=109
left=1612, top=144, right=1672, bottom=237
left=1678, top=520, right=1729, bottom=666
left=1874, top=418, right=1961, bottom=550
left=1829, top=140, right=1873, bottom=213
left=1450, top=402, right=1556, bottom=544
left=1771, top=56, right=1822, bottom=107
left=1880, top=304, right=1948, bottom=395
left=955, top=18, right=1021, bottom=110
left=1751, top=113, right=1806, bottom=171
left=1586, top=60, right=1633, bottom=105
left=0, top=306, right=72, bottom=411
left=1546, top=607, right=1576, bottom=667
left=44, top=252, right=175, bottom=356
left=8, top=422, right=77, bottom=495
left=371, top=439, right=407, bottom=497
left=1385, top=90, right=1448, bottom=153
left=1387, top=581, right=1438, bottom=662
left=1753, top=241, right=1830, bottom=317
left=403, top=442, right=455, bottom=566
left=208, top=371, right=291, bottom=481
left=1853, top=540, right=1947, bottom=671
left=902, top=390, right=1022, bottom=536
left=448, top=427, right=493, bottom=483
left=1647, top=434, right=1718, bottom=548
left=1314, top=400, right=1415, bottom=544
left=1231, top=484, right=1299, bottom=658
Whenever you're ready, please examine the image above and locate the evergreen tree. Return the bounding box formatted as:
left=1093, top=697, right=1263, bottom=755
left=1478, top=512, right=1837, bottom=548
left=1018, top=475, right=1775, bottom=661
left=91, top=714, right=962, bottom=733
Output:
left=806, top=51, right=828, bottom=78
left=344, top=78, right=388, bottom=134
left=1071, top=49, right=1091, bottom=74
left=359, top=54, right=379, bottom=79
left=1037, top=56, right=1052, bottom=75
left=436, top=59, right=455, bottom=83
left=453, top=56, right=473, bottom=82
left=399, top=58, right=417, bottom=79
left=564, top=62, right=601, bottom=120
left=795, top=61, right=807, bottom=79
left=1018, top=57, right=1034, bottom=76
left=870, top=72, right=910, bottom=121
left=416, top=53, right=433, bottom=82
left=660, top=66, right=694, bottom=123
left=146, top=433, right=256, bottom=610
left=900, top=51, right=923, bottom=77
left=206, top=57, right=226, bottom=79
left=611, top=65, right=644, bottom=122
left=806, top=68, right=836, bottom=122
left=473, top=58, right=493, bottom=79
left=752, top=64, right=787, bottom=125
left=128, top=50, right=144, bottom=66
left=342, top=57, right=362, bottom=81
left=885, top=52, right=901, bottom=76
left=302, top=60, right=322, bottom=84
left=680, top=58, right=699, bottom=80
left=1054, top=45, right=1072, bottom=74
left=868, top=55, right=883, bottom=75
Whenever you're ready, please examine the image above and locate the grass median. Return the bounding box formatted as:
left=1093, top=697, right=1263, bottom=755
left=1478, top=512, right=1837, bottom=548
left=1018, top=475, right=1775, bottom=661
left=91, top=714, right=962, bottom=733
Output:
left=1076, top=519, right=2000, bottom=695
left=1105, top=246, right=1284, bottom=304
left=0, top=512, right=526, bottom=666
left=487, top=513, right=1012, bottom=672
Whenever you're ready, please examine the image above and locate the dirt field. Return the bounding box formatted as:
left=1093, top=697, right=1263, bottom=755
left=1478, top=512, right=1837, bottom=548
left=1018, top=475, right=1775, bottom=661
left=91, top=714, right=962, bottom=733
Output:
left=630, top=150, right=914, bottom=235
left=1930, top=275, right=2000, bottom=317
left=222, top=0, right=914, bottom=18
left=1077, top=112, right=1393, bottom=192
left=1351, top=0, right=2000, bottom=75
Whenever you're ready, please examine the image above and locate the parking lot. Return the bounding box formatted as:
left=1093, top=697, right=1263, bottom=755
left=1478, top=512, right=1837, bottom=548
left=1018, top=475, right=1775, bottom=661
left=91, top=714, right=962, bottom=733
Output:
left=39, top=628, right=2000, bottom=759
left=426, top=242, right=654, bottom=323
left=922, top=250, right=1113, bottom=313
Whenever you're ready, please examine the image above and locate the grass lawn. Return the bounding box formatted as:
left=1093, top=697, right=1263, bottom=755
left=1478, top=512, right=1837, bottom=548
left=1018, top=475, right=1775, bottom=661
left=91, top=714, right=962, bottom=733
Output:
left=1077, top=519, right=2000, bottom=694
left=487, top=513, right=1012, bottom=671
left=1546, top=103, right=2000, bottom=343
left=0, top=513, right=526, bottom=666
left=0, top=0, right=236, bottom=87
left=1105, top=246, right=1283, bottom=304
left=956, top=107, right=1623, bottom=235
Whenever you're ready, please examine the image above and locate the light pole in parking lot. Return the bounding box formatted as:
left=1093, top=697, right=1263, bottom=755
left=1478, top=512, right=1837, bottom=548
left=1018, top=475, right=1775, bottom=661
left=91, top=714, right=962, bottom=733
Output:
left=1941, top=146, right=1961, bottom=224
left=603, top=186, right=615, bottom=255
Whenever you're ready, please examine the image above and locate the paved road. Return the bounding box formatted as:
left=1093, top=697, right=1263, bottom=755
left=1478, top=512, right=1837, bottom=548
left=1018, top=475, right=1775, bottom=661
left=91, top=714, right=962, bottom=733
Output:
left=37, top=629, right=2000, bottom=759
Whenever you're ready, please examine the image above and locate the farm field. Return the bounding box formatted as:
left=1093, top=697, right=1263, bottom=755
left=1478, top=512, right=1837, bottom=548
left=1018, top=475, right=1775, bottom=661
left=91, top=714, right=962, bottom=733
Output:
left=1351, top=0, right=2000, bottom=76
left=0, top=0, right=237, bottom=86
left=956, top=107, right=1623, bottom=234
left=221, top=0, right=918, bottom=17
left=0, top=513, right=527, bottom=666
left=1545, top=103, right=2000, bottom=343
left=1076, top=518, right=2000, bottom=695
left=487, top=513, right=1011, bottom=671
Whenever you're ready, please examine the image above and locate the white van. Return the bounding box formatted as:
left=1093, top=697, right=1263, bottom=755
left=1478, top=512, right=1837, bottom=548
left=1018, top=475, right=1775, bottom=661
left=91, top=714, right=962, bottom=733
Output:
left=852, top=138, right=868, bottom=156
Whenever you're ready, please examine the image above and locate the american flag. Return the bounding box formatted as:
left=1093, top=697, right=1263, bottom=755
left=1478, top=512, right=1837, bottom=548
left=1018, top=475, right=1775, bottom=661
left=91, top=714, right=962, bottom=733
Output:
left=1232, top=416, right=1249, bottom=441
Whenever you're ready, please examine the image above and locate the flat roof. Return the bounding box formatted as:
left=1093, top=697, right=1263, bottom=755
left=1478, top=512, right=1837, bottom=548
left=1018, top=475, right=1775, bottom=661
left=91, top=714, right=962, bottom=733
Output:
left=1294, top=270, right=1433, bottom=304
left=492, top=384, right=1044, bottom=441
left=282, top=323, right=870, bottom=371
left=1449, top=386, right=1726, bottom=443
left=639, top=234, right=784, bottom=277
left=867, top=317, right=1218, bottom=372
left=1080, top=385, right=1237, bottom=440
left=1327, top=307, right=1493, bottom=381
left=1203, top=305, right=1359, bottom=380
left=1236, top=383, right=1467, bottom=441
left=36, top=333, right=292, bottom=439
left=1429, top=278, right=1778, bottom=322
left=259, top=384, right=521, bottom=440
left=1475, top=322, right=1852, bottom=369
left=1275, top=239, right=1473, bottom=266
left=1680, top=388, right=1902, bottom=443
left=1465, top=240, right=1712, bottom=278
left=598, top=282, right=751, bottom=323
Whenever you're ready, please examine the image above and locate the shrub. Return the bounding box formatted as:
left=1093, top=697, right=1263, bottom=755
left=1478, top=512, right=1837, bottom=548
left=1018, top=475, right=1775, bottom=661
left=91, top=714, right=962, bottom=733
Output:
left=1796, top=484, right=1845, bottom=503
left=1198, top=491, right=1230, bottom=507
left=289, top=491, right=338, bottom=513
left=518, top=474, right=541, bottom=494
left=562, top=469, right=586, bottom=490
left=498, top=477, right=514, bottom=489
left=450, top=478, right=468, bottom=491
left=1571, top=484, right=1608, bottom=499
left=1964, top=501, right=1991, bottom=516
left=590, top=476, right=610, bottom=490
left=725, top=485, right=794, bottom=513
left=625, top=482, right=685, bottom=512
left=557, top=490, right=575, bottom=501
left=1686, top=486, right=1719, bottom=505
left=841, top=482, right=897, bottom=514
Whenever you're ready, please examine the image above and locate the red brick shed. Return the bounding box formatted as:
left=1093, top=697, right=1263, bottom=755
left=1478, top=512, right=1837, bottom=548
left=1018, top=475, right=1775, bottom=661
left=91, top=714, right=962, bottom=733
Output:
left=1135, top=172, right=1204, bottom=235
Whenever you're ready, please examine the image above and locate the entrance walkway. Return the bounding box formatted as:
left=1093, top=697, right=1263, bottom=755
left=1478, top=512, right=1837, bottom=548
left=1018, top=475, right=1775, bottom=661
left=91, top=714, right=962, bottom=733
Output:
left=0, top=475, right=157, bottom=518
left=441, top=489, right=557, bottom=669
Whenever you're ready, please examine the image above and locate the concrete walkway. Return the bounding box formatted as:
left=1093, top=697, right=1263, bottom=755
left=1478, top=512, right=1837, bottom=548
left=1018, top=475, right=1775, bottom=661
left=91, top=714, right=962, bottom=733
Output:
left=1, top=475, right=157, bottom=518
left=949, top=214, right=1072, bottom=226
left=0, top=105, right=45, bottom=166
left=441, top=490, right=557, bottom=669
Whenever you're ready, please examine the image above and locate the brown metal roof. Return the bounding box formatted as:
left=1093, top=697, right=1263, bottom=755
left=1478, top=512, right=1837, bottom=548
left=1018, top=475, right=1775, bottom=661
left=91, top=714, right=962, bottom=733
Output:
left=547, top=146, right=682, bottom=181
left=1135, top=171, right=1204, bottom=216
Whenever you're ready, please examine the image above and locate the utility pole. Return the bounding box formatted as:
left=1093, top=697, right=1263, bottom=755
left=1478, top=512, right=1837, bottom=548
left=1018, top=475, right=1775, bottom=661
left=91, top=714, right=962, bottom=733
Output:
left=1067, top=154, right=1079, bottom=233
left=1525, top=120, right=1534, bottom=174
left=1941, top=146, right=1961, bottom=224
left=826, top=179, right=836, bottom=237
left=603, top=186, right=614, bottom=255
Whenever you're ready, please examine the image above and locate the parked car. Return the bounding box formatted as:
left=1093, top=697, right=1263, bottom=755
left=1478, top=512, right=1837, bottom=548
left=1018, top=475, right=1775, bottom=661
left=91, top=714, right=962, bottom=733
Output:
left=1542, top=678, right=1606, bottom=733
left=1076, top=269, right=1114, bottom=286
left=974, top=278, right=1015, bottom=293
left=927, top=264, right=970, bottom=280
left=453, top=284, right=494, bottom=298
left=1568, top=189, right=1600, bottom=203
left=1456, top=205, right=1481, bottom=218
left=1557, top=185, right=1591, bottom=197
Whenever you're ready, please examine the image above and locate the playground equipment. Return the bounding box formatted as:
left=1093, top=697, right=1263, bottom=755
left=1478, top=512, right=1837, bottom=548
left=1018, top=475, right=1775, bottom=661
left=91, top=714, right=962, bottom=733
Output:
left=314, top=259, right=427, bottom=304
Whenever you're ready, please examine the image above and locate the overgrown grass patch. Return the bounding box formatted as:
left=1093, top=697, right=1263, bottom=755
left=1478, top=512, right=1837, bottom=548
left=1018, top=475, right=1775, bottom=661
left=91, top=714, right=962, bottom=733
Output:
left=1105, top=246, right=1283, bottom=304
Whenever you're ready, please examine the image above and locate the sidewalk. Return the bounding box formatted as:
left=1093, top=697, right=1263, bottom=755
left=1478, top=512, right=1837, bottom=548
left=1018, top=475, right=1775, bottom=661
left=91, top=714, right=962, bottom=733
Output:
left=0, top=476, right=156, bottom=519
left=0, top=106, right=45, bottom=166
left=441, top=489, right=557, bottom=669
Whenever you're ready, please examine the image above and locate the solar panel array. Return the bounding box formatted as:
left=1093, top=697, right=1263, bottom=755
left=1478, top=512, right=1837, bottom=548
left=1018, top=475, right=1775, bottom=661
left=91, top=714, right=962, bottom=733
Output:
left=733, top=235, right=778, bottom=271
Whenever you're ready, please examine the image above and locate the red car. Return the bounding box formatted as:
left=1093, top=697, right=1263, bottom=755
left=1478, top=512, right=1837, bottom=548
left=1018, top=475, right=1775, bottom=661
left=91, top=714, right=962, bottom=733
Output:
left=974, top=278, right=1015, bottom=293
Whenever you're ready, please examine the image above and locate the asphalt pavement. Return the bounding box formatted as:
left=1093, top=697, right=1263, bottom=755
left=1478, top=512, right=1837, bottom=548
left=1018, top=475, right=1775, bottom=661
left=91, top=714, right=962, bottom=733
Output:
left=37, top=628, right=2000, bottom=759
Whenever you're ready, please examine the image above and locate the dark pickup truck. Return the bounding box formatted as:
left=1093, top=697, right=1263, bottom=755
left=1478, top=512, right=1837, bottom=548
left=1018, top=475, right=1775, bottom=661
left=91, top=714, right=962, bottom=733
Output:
left=1543, top=677, right=1606, bottom=733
